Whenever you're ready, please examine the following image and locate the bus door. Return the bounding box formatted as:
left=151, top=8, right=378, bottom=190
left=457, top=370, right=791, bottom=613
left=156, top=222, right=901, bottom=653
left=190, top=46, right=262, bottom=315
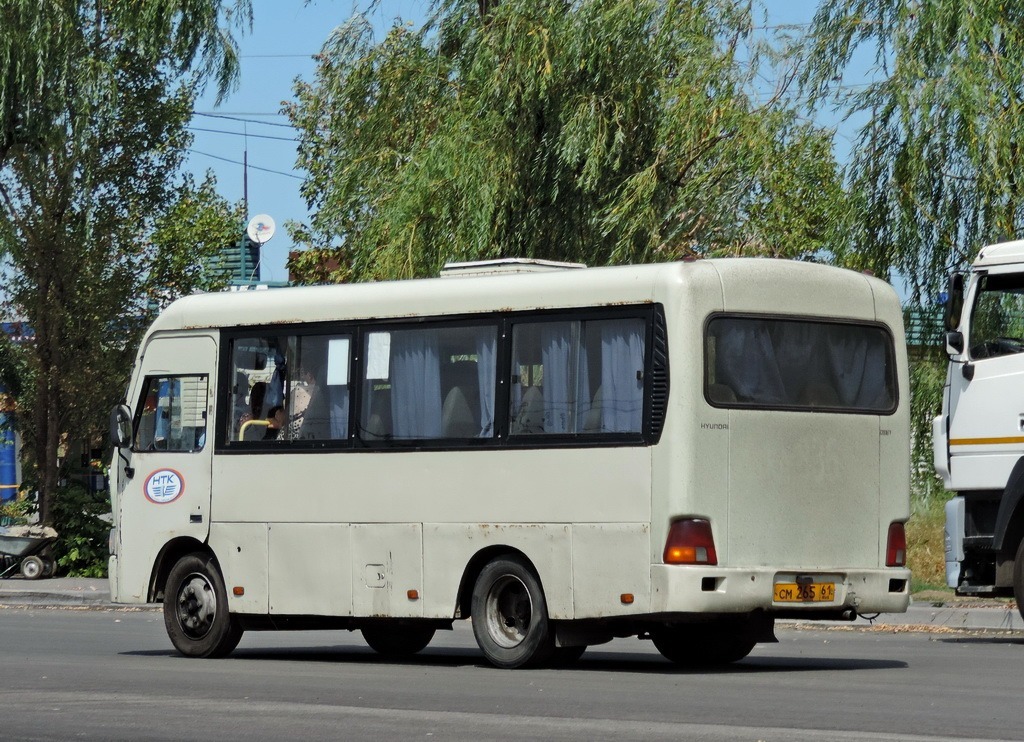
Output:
left=123, top=335, right=217, bottom=570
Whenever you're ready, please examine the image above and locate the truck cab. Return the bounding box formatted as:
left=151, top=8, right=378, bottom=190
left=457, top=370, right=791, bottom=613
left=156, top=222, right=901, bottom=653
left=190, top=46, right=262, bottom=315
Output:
left=935, top=240, right=1024, bottom=612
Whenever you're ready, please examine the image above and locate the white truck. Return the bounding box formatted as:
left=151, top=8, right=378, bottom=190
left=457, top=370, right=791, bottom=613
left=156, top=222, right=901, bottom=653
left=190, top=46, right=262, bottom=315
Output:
left=935, top=239, right=1024, bottom=615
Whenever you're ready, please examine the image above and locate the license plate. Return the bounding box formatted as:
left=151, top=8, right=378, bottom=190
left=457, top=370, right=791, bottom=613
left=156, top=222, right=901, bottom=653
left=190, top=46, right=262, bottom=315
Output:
left=773, top=582, right=835, bottom=602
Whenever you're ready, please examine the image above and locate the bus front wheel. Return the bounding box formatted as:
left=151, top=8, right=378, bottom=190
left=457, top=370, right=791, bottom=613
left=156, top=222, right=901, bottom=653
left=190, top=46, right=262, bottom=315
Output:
left=471, top=556, right=554, bottom=669
left=163, top=553, right=243, bottom=658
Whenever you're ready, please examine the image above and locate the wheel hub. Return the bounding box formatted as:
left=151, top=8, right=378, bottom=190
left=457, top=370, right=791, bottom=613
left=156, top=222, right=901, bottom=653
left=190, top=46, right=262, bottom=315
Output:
left=486, top=575, right=532, bottom=648
left=176, top=573, right=216, bottom=640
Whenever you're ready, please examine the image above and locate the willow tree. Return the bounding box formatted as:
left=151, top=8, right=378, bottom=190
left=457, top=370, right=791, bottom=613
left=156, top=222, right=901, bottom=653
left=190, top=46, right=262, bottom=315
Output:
left=800, top=0, right=1024, bottom=302
left=0, top=1, right=251, bottom=526
left=287, top=0, right=846, bottom=282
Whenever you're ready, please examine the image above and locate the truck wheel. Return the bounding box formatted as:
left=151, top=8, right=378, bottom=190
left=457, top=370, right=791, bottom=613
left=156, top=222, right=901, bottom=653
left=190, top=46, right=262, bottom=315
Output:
left=471, top=555, right=554, bottom=669
left=1013, top=539, right=1024, bottom=621
left=163, top=553, right=243, bottom=658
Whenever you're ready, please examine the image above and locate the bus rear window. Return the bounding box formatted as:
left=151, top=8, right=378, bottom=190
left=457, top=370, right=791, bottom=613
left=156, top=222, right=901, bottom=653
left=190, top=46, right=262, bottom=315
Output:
left=704, top=316, right=897, bottom=414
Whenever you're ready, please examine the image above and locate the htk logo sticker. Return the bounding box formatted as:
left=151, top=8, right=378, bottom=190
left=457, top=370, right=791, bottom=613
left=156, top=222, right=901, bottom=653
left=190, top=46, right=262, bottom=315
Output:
left=144, top=469, right=185, bottom=504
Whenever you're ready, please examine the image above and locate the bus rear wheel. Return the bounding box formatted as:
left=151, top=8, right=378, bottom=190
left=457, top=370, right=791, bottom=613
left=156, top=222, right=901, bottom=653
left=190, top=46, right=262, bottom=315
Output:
left=362, top=624, right=436, bottom=657
left=163, top=553, right=243, bottom=658
left=471, top=556, right=554, bottom=669
left=651, top=627, right=755, bottom=667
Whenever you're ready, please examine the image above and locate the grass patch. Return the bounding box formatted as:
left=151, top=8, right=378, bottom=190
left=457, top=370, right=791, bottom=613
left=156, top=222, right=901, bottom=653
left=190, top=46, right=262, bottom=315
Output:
left=907, top=495, right=948, bottom=593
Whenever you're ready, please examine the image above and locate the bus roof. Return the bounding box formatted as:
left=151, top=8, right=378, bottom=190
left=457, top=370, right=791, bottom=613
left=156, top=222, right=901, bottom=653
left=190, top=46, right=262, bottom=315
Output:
left=147, top=258, right=893, bottom=335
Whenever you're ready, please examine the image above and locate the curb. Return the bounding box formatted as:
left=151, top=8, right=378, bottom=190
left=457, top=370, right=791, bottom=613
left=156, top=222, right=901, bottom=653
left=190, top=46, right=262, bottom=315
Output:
left=2, top=581, right=1023, bottom=631
left=0, top=578, right=111, bottom=607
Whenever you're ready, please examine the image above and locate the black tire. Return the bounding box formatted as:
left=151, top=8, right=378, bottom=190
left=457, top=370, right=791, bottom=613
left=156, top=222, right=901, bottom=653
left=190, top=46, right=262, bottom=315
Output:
left=1013, top=538, right=1024, bottom=621
left=163, top=552, right=243, bottom=658
left=651, top=628, right=755, bottom=667
left=471, top=555, right=554, bottom=669
left=362, top=624, right=436, bottom=657
left=20, top=555, right=44, bottom=580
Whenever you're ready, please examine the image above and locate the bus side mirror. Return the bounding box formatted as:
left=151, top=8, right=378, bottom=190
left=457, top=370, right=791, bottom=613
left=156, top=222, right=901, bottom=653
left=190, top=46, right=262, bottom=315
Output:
left=943, top=273, right=965, bottom=331
left=109, top=404, right=132, bottom=449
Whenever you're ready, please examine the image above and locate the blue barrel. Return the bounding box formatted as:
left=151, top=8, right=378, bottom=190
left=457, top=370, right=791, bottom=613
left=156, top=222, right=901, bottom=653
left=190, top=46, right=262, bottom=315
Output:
left=0, top=386, right=17, bottom=502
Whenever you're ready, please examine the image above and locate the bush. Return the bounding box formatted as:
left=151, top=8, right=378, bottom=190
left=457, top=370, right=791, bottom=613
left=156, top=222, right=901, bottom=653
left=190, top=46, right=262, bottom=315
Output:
left=907, top=496, right=947, bottom=592
left=0, top=497, right=32, bottom=526
left=51, top=483, right=110, bottom=577
left=907, top=356, right=954, bottom=590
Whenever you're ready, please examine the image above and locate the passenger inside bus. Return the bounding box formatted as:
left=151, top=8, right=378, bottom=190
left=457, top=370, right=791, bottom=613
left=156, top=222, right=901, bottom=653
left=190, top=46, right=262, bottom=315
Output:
left=263, top=405, right=285, bottom=440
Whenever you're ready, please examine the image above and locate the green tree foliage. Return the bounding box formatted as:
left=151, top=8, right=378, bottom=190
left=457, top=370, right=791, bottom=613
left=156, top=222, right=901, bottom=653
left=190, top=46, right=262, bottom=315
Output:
left=800, top=0, right=1024, bottom=301
left=0, top=0, right=250, bottom=161
left=0, top=1, right=251, bottom=526
left=287, top=0, right=847, bottom=282
left=148, top=174, right=244, bottom=307
left=908, top=355, right=949, bottom=503
left=51, top=482, right=110, bottom=577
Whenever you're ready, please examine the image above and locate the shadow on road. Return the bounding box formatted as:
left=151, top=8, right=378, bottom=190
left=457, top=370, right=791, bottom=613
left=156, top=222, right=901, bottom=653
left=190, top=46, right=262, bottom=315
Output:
left=121, top=645, right=906, bottom=674
left=937, top=635, right=1024, bottom=647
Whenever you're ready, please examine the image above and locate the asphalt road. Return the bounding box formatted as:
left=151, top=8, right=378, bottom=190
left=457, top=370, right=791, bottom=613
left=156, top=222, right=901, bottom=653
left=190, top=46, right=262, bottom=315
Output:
left=2, top=606, right=1023, bottom=741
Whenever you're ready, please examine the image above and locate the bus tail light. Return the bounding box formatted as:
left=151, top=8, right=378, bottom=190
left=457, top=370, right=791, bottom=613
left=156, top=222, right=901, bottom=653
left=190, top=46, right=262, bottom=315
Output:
left=663, top=519, right=718, bottom=565
left=886, top=522, right=907, bottom=567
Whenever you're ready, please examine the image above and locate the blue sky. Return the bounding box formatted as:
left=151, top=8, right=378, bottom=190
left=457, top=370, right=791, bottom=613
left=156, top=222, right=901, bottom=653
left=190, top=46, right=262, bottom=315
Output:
left=185, top=1, right=836, bottom=281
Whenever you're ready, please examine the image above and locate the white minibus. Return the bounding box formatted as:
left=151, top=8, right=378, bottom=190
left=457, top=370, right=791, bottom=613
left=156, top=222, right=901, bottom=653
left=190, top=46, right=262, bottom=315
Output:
left=109, top=258, right=910, bottom=668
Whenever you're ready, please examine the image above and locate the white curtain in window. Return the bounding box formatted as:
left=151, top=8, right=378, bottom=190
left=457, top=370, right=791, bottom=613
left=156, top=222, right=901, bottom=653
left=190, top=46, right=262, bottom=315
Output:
left=770, top=323, right=828, bottom=402
left=826, top=330, right=889, bottom=407
left=541, top=323, right=574, bottom=433
left=715, top=319, right=786, bottom=403
left=476, top=332, right=496, bottom=437
left=391, top=329, right=443, bottom=438
left=329, top=387, right=349, bottom=439
left=599, top=319, right=644, bottom=432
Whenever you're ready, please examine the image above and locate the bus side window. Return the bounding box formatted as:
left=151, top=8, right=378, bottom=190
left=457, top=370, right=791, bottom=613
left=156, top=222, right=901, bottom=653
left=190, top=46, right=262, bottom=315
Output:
left=360, top=325, right=498, bottom=442
left=134, top=376, right=208, bottom=452
left=510, top=318, right=645, bottom=436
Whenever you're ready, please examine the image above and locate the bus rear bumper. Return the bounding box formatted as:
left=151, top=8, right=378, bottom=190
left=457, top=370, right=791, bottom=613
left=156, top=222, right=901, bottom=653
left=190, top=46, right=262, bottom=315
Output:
left=650, top=564, right=911, bottom=616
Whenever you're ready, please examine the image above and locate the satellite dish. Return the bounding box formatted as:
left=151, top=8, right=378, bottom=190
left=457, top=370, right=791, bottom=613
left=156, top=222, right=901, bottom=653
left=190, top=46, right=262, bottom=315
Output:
left=246, top=214, right=276, bottom=245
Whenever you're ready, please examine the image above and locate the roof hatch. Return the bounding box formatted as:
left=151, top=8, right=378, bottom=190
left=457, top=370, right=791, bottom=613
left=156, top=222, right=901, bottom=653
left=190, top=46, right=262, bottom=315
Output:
left=439, top=258, right=587, bottom=278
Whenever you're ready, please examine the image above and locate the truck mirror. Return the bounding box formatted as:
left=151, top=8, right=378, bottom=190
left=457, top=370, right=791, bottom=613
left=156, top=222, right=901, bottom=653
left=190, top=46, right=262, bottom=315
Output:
left=109, top=404, right=132, bottom=448
left=945, top=330, right=964, bottom=355
left=943, top=273, right=965, bottom=331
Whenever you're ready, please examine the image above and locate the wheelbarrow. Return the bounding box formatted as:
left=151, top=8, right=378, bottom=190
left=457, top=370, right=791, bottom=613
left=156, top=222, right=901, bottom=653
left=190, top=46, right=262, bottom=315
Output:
left=0, top=524, right=58, bottom=579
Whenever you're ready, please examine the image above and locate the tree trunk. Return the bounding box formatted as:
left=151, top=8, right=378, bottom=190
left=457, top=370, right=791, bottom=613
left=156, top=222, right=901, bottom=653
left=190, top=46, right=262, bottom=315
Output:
left=29, top=246, right=65, bottom=527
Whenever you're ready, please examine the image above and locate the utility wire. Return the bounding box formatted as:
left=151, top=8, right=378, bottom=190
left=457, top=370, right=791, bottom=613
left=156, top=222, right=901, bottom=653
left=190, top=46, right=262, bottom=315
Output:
left=193, top=112, right=297, bottom=129
left=188, top=148, right=305, bottom=180
left=240, top=54, right=318, bottom=58
left=189, top=125, right=298, bottom=142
